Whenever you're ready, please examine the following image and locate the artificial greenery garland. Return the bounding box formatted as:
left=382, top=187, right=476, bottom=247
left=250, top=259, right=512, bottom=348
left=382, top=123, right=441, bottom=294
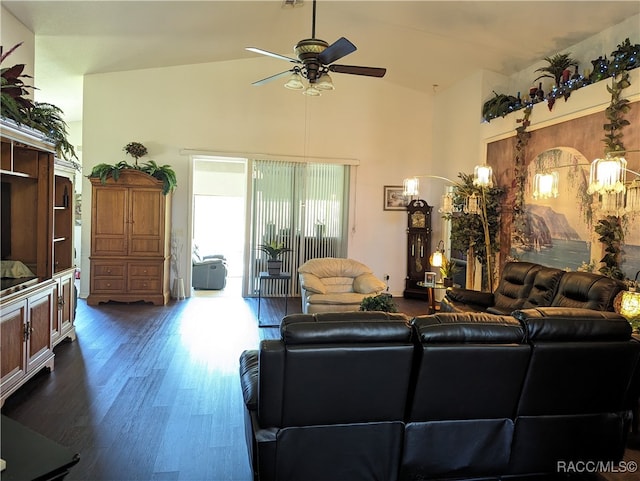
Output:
left=88, top=142, right=177, bottom=195
left=482, top=38, right=639, bottom=122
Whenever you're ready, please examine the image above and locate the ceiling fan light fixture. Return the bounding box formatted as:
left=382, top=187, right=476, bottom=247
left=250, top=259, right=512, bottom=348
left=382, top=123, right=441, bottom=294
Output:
left=303, top=85, right=321, bottom=96
left=316, top=72, right=334, bottom=90
left=284, top=72, right=305, bottom=90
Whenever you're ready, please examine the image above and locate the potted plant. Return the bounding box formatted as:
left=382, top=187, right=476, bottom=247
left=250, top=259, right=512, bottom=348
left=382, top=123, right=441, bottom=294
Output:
left=258, top=240, right=292, bottom=275
left=360, top=293, right=398, bottom=313
left=1, top=42, right=78, bottom=163
left=439, top=257, right=460, bottom=287
left=88, top=141, right=177, bottom=195
left=534, top=52, right=579, bottom=86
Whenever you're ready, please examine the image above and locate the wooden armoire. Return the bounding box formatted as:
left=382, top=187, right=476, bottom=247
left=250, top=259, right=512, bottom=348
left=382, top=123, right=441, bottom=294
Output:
left=88, top=169, right=172, bottom=306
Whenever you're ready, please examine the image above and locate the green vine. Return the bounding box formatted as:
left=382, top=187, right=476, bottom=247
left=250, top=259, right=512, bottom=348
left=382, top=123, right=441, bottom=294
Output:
left=603, top=70, right=631, bottom=154
left=511, top=106, right=532, bottom=247
left=594, top=216, right=625, bottom=280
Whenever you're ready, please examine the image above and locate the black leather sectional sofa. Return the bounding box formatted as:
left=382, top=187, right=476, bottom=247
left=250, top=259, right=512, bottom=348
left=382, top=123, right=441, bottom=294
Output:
left=239, top=310, right=639, bottom=481
left=441, top=261, right=625, bottom=315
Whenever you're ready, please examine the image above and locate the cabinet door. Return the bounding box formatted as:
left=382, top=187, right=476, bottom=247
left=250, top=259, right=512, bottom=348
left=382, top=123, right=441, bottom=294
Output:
left=53, top=270, right=75, bottom=345
left=129, top=188, right=165, bottom=256
left=1, top=299, right=27, bottom=394
left=92, top=186, right=128, bottom=256
left=26, top=287, right=54, bottom=372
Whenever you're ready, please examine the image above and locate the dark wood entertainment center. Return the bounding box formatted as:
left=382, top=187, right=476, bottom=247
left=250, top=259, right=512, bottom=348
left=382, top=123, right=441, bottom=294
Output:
left=0, top=120, right=77, bottom=406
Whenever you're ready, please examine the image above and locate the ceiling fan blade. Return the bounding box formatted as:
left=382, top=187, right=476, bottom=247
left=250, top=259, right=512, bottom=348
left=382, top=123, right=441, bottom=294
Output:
left=252, top=69, right=294, bottom=86
left=246, top=47, right=300, bottom=64
left=328, top=64, right=387, bottom=78
left=318, top=37, right=357, bottom=65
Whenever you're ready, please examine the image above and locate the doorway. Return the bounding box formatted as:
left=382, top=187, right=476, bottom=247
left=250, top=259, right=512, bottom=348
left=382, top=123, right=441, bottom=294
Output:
left=192, top=157, right=247, bottom=295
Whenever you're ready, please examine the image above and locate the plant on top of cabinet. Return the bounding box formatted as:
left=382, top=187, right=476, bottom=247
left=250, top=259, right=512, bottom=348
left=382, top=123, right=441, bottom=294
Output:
left=1, top=43, right=78, bottom=163
left=533, top=53, right=579, bottom=86
left=88, top=141, right=177, bottom=194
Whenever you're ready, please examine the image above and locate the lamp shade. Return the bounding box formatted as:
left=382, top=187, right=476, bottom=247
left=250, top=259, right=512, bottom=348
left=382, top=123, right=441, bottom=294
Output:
left=466, top=192, right=480, bottom=215
left=532, top=172, right=559, bottom=199
left=439, top=189, right=454, bottom=214
left=625, top=180, right=640, bottom=213
left=316, top=72, right=334, bottom=90
left=303, top=86, right=321, bottom=96
left=403, top=177, right=419, bottom=197
left=587, top=154, right=627, bottom=194
left=284, top=72, right=305, bottom=90
left=473, top=165, right=493, bottom=188
left=430, top=250, right=444, bottom=268
left=620, top=290, right=640, bottom=320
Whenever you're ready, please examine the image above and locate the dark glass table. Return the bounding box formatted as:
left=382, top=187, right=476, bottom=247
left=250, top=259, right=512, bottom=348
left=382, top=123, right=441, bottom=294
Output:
left=0, top=415, right=80, bottom=481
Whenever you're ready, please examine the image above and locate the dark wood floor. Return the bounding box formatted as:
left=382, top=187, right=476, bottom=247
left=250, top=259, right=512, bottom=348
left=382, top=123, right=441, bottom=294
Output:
left=1, top=289, right=638, bottom=481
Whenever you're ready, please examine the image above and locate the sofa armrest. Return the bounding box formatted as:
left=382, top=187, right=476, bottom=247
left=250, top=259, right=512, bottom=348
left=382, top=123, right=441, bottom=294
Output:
left=239, top=350, right=259, bottom=411
left=299, top=272, right=327, bottom=294
left=353, top=273, right=386, bottom=294
left=445, top=287, right=495, bottom=308
left=203, top=254, right=226, bottom=261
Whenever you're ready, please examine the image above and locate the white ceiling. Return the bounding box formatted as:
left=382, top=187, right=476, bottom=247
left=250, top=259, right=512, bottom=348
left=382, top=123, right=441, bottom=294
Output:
left=4, top=0, right=640, bottom=122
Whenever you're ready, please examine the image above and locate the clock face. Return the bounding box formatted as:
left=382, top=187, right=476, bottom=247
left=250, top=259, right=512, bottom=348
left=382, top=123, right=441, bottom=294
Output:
left=411, top=212, right=426, bottom=228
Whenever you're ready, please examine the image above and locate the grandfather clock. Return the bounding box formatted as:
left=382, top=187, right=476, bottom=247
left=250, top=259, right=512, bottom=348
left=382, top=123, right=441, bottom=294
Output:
left=403, top=199, right=433, bottom=300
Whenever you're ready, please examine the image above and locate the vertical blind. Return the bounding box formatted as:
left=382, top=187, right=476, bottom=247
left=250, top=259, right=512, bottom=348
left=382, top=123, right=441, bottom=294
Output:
left=249, top=160, right=349, bottom=296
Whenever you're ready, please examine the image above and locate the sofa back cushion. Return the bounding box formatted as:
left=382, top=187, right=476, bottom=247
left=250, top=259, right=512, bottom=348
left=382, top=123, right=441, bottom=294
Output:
left=550, top=271, right=625, bottom=311
left=408, top=313, right=530, bottom=421
left=258, top=314, right=414, bottom=428
left=298, top=257, right=373, bottom=278
left=521, top=266, right=565, bottom=309
left=493, top=262, right=542, bottom=312
left=513, top=308, right=639, bottom=416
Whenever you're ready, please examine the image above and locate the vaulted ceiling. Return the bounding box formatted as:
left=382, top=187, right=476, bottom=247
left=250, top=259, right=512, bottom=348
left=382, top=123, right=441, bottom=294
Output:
left=4, top=1, right=639, bottom=121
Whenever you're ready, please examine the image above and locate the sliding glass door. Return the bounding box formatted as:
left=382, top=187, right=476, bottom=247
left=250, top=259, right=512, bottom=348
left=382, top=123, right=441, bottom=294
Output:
left=248, top=160, right=349, bottom=296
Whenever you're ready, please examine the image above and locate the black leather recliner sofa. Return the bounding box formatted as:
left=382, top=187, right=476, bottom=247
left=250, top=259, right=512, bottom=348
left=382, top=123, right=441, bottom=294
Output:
left=440, top=261, right=625, bottom=315
left=239, top=310, right=640, bottom=481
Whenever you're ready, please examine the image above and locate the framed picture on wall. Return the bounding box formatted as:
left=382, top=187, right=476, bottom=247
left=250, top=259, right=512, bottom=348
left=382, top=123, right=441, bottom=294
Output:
left=384, top=186, right=408, bottom=210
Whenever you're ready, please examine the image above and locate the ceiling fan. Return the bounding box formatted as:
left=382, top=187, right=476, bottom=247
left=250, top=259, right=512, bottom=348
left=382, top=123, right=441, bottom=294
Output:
left=246, top=0, right=386, bottom=95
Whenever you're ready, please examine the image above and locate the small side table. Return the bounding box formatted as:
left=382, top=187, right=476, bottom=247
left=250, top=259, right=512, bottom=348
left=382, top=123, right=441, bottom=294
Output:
left=258, top=272, right=291, bottom=327
left=417, top=282, right=448, bottom=314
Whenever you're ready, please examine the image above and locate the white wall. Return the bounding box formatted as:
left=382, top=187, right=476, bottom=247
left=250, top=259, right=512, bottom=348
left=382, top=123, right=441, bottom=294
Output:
left=80, top=58, right=431, bottom=297
left=1, top=6, right=35, bottom=91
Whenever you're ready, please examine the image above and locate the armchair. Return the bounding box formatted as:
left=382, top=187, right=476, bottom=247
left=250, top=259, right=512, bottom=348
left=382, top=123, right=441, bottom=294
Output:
left=192, top=250, right=227, bottom=290
left=298, top=257, right=387, bottom=313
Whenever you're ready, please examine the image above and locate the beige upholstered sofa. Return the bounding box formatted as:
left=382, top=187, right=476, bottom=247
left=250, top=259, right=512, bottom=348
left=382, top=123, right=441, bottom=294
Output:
left=298, top=257, right=387, bottom=313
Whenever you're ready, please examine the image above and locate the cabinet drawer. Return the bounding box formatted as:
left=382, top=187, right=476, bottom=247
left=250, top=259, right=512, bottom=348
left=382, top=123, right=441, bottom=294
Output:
left=129, top=264, right=161, bottom=277
left=93, top=279, right=126, bottom=291
left=93, top=264, right=125, bottom=277
left=128, top=279, right=161, bottom=292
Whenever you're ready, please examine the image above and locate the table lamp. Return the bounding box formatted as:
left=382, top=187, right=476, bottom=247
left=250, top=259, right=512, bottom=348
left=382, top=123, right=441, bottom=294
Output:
left=616, top=270, right=640, bottom=330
